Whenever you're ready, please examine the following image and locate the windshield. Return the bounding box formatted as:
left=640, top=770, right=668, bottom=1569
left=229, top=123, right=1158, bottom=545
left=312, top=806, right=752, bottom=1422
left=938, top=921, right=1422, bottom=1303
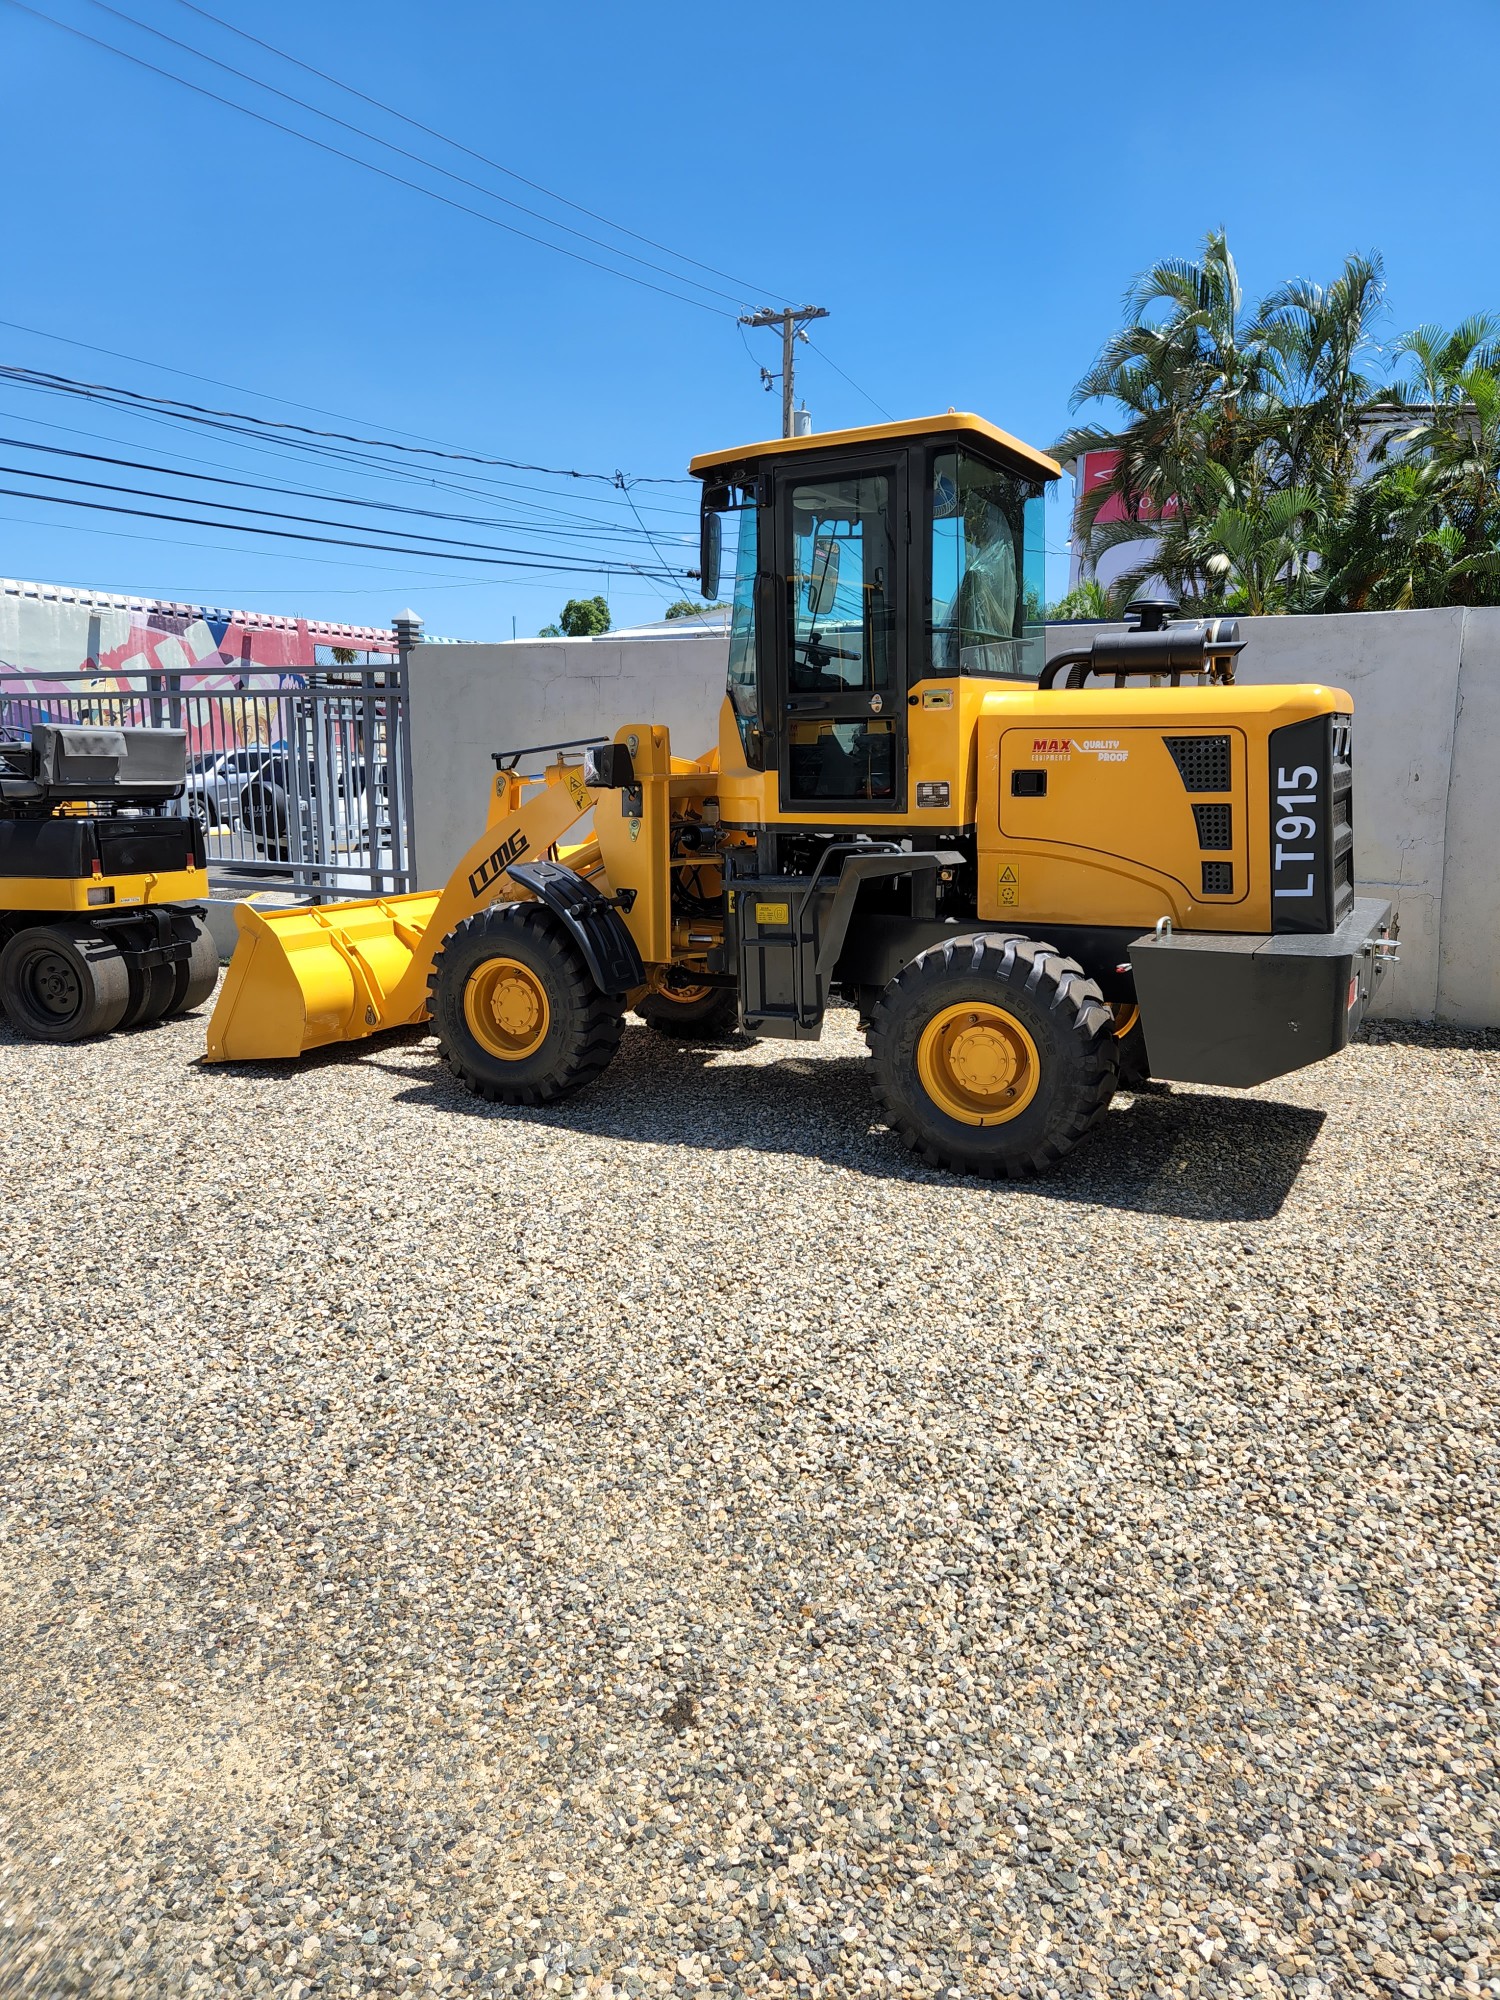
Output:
left=930, top=450, right=1046, bottom=678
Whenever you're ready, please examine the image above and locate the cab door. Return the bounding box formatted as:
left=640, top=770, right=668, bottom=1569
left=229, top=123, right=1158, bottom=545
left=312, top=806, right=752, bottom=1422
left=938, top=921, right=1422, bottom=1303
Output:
left=771, top=457, right=907, bottom=814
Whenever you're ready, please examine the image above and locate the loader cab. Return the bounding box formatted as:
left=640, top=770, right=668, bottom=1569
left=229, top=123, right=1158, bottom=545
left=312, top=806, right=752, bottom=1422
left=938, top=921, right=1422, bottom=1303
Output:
left=691, top=414, right=1058, bottom=824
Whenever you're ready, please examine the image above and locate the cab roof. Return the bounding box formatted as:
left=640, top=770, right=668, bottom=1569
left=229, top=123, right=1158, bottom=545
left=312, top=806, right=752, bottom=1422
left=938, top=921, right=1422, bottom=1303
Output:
left=688, top=412, right=1062, bottom=483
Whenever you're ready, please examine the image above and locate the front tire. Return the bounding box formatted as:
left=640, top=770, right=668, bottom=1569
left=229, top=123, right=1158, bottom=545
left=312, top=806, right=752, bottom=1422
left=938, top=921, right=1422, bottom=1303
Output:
left=868, top=933, right=1118, bottom=1179
left=0, top=923, right=130, bottom=1042
left=427, top=902, right=624, bottom=1104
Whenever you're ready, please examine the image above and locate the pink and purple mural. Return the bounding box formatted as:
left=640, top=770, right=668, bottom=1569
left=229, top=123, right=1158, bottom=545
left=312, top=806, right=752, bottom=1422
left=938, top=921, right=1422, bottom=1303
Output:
left=0, top=578, right=397, bottom=755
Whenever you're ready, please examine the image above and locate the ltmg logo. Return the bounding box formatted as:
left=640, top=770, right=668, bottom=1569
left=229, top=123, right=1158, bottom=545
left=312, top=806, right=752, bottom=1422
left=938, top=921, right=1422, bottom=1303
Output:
left=468, top=828, right=529, bottom=898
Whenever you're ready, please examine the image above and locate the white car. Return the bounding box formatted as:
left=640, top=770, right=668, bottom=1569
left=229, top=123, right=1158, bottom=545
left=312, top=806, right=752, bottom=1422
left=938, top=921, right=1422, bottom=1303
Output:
left=183, top=746, right=281, bottom=828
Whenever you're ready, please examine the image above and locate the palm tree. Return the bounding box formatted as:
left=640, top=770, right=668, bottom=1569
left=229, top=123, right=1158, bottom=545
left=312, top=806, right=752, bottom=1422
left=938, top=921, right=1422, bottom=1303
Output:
left=1257, top=252, right=1387, bottom=509
left=1198, top=487, right=1321, bottom=615
left=1317, top=319, right=1500, bottom=610
left=1053, top=230, right=1279, bottom=560
left=1058, top=237, right=1500, bottom=614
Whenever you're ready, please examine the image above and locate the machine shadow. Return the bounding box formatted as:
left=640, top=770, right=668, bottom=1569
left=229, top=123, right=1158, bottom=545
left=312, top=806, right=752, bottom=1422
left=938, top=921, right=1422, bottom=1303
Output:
left=382, top=1024, right=1326, bottom=1223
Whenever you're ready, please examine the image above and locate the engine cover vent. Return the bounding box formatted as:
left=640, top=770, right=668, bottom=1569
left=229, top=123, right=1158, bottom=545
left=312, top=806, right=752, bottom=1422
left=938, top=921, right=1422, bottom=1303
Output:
left=1192, top=802, right=1233, bottom=849
left=1164, top=734, right=1231, bottom=792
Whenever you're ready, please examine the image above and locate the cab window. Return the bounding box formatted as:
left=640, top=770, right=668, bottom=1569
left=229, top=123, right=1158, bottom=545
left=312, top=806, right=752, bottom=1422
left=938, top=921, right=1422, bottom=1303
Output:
left=788, top=474, right=896, bottom=694
left=930, top=450, right=1045, bottom=678
left=723, top=497, right=760, bottom=761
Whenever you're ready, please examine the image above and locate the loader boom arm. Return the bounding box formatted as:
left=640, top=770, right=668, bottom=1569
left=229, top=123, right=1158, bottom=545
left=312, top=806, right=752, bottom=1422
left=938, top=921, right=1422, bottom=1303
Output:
left=380, top=764, right=595, bottom=1022
left=205, top=761, right=597, bottom=1062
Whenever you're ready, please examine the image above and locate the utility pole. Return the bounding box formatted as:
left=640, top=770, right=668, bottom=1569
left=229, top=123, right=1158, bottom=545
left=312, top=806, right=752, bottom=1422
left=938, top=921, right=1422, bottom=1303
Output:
left=738, top=305, right=828, bottom=437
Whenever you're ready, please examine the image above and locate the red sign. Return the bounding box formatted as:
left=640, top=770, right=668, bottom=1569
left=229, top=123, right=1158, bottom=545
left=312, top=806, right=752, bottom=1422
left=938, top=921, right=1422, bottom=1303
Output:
left=1077, top=449, right=1178, bottom=526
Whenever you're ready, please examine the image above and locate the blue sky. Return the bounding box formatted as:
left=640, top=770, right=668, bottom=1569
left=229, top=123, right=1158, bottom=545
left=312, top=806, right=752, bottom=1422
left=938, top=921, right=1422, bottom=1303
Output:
left=2, top=0, right=1496, bottom=636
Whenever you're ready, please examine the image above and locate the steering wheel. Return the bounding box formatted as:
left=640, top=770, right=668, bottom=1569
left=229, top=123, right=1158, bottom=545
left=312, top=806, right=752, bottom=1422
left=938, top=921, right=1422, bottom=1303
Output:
left=793, top=637, right=859, bottom=664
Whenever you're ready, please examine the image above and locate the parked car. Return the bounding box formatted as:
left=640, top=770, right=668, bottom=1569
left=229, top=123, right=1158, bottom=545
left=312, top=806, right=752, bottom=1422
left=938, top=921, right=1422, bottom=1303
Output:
left=239, top=754, right=389, bottom=861
left=184, top=745, right=281, bottom=828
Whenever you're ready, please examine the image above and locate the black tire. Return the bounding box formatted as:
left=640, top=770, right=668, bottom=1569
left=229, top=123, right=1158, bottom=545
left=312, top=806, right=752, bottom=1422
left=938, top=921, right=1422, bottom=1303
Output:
left=168, top=918, right=220, bottom=1018
left=241, top=780, right=290, bottom=861
left=868, top=932, right=1119, bottom=1179
left=119, top=957, right=178, bottom=1029
left=0, top=923, right=130, bottom=1042
left=636, top=982, right=740, bottom=1039
left=427, top=901, right=624, bottom=1104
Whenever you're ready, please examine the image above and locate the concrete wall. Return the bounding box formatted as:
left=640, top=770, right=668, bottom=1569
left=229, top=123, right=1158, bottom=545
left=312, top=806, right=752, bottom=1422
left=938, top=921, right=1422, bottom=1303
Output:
left=408, top=609, right=1500, bottom=1027
left=406, top=633, right=726, bottom=884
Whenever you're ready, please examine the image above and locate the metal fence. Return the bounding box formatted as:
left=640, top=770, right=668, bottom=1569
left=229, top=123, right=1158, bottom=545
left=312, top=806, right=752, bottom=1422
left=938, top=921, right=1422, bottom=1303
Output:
left=0, top=663, right=415, bottom=900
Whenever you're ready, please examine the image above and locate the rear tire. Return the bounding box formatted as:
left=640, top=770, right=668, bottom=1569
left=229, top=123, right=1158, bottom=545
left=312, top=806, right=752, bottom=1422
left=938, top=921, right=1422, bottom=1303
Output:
left=868, top=932, right=1118, bottom=1179
left=427, top=901, right=624, bottom=1104
left=0, top=923, right=130, bottom=1042
left=636, top=982, right=740, bottom=1039
left=169, top=918, right=220, bottom=1017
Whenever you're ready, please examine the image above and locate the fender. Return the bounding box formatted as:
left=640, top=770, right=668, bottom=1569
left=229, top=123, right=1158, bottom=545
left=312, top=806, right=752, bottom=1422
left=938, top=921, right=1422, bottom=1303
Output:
left=506, top=859, right=645, bottom=995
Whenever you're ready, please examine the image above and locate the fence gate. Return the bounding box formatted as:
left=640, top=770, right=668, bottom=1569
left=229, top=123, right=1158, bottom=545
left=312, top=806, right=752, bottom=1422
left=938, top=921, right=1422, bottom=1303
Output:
left=0, top=663, right=415, bottom=901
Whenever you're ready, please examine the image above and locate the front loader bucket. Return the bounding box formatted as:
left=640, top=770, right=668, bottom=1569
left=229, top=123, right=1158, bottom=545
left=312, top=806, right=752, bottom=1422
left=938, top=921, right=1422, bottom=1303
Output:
left=204, top=891, right=441, bottom=1061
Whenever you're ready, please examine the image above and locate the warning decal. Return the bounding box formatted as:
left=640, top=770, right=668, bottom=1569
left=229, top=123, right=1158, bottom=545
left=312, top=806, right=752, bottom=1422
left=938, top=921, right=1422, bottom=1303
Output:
left=998, top=862, right=1020, bottom=907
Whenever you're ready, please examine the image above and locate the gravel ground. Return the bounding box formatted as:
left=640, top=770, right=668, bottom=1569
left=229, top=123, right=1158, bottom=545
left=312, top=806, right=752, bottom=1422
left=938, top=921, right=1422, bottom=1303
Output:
left=0, top=997, right=1496, bottom=2000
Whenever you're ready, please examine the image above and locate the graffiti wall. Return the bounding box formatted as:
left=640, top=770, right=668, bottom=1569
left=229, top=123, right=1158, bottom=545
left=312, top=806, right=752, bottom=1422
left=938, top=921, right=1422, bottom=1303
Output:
left=0, top=579, right=396, bottom=756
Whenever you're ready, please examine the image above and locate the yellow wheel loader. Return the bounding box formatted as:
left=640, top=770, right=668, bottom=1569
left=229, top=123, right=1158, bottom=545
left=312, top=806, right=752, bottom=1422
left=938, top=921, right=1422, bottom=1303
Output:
left=205, top=413, right=1397, bottom=1178
left=0, top=724, right=217, bottom=1041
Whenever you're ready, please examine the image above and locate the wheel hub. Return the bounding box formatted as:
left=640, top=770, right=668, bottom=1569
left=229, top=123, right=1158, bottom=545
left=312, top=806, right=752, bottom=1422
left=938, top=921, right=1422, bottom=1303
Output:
left=463, top=957, right=550, bottom=1060
left=947, top=1021, right=1021, bottom=1094
left=916, top=1002, right=1042, bottom=1127
left=28, top=951, right=82, bottom=1019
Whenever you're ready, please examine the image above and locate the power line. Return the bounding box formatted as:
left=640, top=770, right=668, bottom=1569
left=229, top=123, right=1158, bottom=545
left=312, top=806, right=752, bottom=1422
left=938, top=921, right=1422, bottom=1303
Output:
left=0, top=509, right=627, bottom=596
left=800, top=339, right=894, bottom=422
left=0, top=435, right=686, bottom=559
left=78, top=0, right=756, bottom=312
left=0, top=362, right=692, bottom=484
left=0, top=318, right=694, bottom=505
left=168, top=0, right=795, bottom=310
left=4, top=0, right=737, bottom=318
left=0, top=483, right=691, bottom=579
left=0, top=388, right=700, bottom=550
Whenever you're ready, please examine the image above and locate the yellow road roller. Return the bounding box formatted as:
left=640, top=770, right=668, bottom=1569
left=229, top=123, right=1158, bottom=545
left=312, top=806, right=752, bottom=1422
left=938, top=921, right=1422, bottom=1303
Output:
left=1, top=723, right=218, bottom=1040
left=205, top=412, right=1397, bottom=1178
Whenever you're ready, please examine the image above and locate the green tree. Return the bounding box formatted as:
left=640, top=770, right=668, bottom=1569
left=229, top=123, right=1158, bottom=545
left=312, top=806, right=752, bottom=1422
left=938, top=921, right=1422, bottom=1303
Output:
left=664, top=599, right=725, bottom=620
left=1319, top=322, right=1500, bottom=610
left=539, top=595, right=611, bottom=638
left=1046, top=578, right=1121, bottom=621
left=1054, top=231, right=1500, bottom=615
left=1258, top=252, right=1387, bottom=510
left=1198, top=486, right=1321, bottom=615
left=1053, top=230, right=1280, bottom=604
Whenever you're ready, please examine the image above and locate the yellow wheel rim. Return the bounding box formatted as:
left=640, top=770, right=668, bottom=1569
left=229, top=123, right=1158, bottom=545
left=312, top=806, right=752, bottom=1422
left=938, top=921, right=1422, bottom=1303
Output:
left=659, top=982, right=713, bottom=1006
left=1112, top=1001, right=1140, bottom=1039
left=916, top=1001, right=1041, bottom=1127
left=463, top=956, right=550, bottom=1061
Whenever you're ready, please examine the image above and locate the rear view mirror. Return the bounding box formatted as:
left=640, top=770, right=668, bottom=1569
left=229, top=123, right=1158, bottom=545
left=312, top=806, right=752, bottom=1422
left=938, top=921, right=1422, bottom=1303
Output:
left=699, top=499, right=724, bottom=603
left=808, top=535, right=840, bottom=617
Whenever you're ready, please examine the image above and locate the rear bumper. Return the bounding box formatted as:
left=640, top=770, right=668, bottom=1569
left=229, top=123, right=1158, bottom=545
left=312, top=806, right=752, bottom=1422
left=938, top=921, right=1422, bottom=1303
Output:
left=1129, top=896, right=1396, bottom=1089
